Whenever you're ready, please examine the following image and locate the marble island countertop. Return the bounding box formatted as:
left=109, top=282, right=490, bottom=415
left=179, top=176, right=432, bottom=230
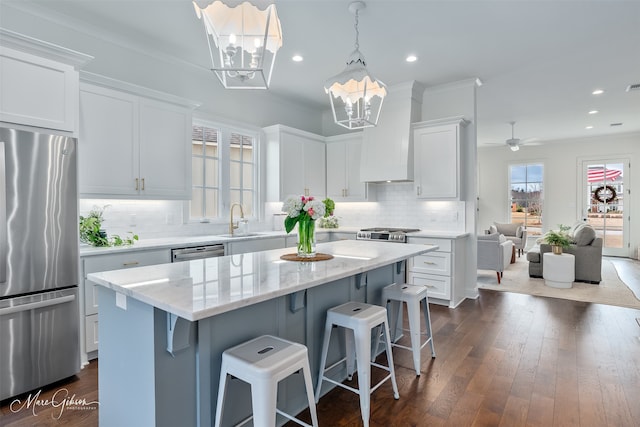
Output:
left=87, top=240, right=438, bottom=321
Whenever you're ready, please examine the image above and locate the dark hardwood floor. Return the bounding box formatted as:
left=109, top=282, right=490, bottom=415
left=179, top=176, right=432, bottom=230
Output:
left=3, top=262, right=640, bottom=426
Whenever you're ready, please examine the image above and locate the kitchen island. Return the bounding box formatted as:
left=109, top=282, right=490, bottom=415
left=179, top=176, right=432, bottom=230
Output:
left=88, top=240, right=437, bottom=427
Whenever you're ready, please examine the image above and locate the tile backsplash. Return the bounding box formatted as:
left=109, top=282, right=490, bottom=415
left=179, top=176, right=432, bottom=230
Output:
left=81, top=183, right=464, bottom=240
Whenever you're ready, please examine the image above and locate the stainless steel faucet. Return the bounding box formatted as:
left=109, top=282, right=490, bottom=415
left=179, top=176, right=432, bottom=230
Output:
left=229, top=203, right=245, bottom=235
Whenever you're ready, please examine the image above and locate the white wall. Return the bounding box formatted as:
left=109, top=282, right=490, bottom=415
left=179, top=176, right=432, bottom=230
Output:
left=478, top=132, right=640, bottom=256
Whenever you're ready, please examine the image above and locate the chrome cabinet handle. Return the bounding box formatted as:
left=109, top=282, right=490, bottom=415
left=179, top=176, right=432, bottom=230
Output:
left=423, top=261, right=437, bottom=265
left=416, top=185, right=421, bottom=196
left=141, top=178, right=145, bottom=191
left=123, top=261, right=140, bottom=267
left=135, top=178, right=139, bottom=191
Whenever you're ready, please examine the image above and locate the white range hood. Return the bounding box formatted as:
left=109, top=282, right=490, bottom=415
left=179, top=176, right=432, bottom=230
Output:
left=360, top=81, right=423, bottom=182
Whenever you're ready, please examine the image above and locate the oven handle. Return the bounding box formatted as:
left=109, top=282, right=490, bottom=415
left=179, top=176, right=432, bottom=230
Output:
left=0, top=294, right=75, bottom=316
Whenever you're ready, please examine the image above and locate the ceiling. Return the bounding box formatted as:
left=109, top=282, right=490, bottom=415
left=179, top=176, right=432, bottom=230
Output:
left=5, top=0, right=640, bottom=146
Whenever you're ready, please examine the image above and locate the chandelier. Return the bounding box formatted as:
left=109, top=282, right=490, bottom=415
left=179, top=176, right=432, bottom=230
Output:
left=193, top=0, right=283, bottom=89
left=325, top=1, right=386, bottom=130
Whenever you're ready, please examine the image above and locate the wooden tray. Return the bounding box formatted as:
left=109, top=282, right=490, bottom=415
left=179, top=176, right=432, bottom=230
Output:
left=280, top=253, right=334, bottom=262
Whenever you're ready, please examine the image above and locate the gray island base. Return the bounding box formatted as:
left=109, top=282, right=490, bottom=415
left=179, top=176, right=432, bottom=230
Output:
left=88, top=240, right=438, bottom=427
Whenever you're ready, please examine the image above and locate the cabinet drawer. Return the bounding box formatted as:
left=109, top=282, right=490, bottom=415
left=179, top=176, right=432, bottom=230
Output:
left=85, top=314, right=99, bottom=355
left=83, top=249, right=170, bottom=275
left=407, top=237, right=451, bottom=252
left=407, top=273, right=451, bottom=300
left=410, top=252, right=451, bottom=276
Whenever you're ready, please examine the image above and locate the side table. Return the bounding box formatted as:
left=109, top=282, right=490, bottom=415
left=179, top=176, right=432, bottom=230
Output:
left=542, top=252, right=575, bottom=288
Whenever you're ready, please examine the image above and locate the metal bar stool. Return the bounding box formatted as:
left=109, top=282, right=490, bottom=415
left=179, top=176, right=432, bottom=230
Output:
left=379, top=282, right=436, bottom=376
left=215, top=335, right=318, bottom=427
left=315, top=301, right=399, bottom=427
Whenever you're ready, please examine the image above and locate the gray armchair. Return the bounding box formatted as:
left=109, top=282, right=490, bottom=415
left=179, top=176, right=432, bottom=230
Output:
left=490, top=222, right=528, bottom=257
left=478, top=233, right=514, bottom=284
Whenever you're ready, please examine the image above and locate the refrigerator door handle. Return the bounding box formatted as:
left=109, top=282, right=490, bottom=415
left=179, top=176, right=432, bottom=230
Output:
left=0, top=294, right=75, bottom=316
left=0, top=142, right=6, bottom=284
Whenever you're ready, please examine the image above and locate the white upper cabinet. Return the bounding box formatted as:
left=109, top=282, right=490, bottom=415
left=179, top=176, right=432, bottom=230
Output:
left=138, top=98, right=192, bottom=198
left=0, top=29, right=92, bottom=133
left=264, top=125, right=326, bottom=201
left=413, top=117, right=468, bottom=200
left=325, top=133, right=374, bottom=201
left=79, top=84, right=138, bottom=196
left=79, top=75, right=198, bottom=199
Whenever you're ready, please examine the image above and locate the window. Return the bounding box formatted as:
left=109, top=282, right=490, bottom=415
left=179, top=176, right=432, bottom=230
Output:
left=509, top=163, right=543, bottom=236
left=229, top=132, right=254, bottom=216
left=191, top=125, right=219, bottom=219
left=190, top=122, right=258, bottom=222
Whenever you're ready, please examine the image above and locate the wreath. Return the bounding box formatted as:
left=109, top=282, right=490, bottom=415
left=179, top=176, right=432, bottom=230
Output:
left=593, top=185, right=617, bottom=203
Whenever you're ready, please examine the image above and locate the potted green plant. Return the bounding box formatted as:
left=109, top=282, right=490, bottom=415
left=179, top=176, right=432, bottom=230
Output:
left=79, top=206, right=138, bottom=247
left=542, top=225, right=572, bottom=255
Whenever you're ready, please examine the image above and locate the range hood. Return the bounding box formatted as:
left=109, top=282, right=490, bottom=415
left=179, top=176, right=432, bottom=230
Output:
left=360, top=81, right=423, bottom=182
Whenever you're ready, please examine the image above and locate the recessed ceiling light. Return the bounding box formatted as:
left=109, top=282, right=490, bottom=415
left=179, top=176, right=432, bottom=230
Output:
left=292, top=55, right=303, bottom=62
left=406, top=55, right=417, bottom=63
left=588, top=110, right=599, bottom=115
left=592, top=89, right=604, bottom=95
left=585, top=126, right=594, bottom=129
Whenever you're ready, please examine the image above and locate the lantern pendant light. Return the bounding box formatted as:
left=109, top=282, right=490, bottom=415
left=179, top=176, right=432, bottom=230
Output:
left=324, top=1, right=386, bottom=130
left=193, top=0, right=283, bottom=89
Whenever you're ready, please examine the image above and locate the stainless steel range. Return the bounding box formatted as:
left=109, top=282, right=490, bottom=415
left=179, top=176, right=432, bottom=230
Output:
left=356, top=227, right=420, bottom=243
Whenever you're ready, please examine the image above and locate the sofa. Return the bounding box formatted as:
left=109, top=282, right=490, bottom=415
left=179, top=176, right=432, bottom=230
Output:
left=526, top=222, right=602, bottom=284
left=478, top=233, right=514, bottom=284
left=489, top=222, right=527, bottom=257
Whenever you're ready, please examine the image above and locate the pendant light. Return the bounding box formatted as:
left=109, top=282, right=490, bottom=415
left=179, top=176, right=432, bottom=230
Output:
left=193, top=0, right=283, bottom=89
left=325, top=1, right=386, bottom=130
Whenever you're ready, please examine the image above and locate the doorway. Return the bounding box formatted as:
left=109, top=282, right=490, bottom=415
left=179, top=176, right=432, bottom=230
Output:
left=582, top=160, right=629, bottom=257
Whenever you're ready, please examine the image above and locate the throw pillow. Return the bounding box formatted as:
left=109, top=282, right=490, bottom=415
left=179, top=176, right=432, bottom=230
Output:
left=573, top=225, right=596, bottom=246
left=516, top=226, right=523, bottom=238
left=489, top=225, right=497, bottom=234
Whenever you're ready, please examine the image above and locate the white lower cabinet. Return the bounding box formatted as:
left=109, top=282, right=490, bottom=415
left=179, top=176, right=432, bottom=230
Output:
left=81, top=248, right=171, bottom=360
left=407, top=236, right=467, bottom=308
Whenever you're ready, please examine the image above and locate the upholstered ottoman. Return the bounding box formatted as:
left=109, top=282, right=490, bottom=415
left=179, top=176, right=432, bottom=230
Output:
left=542, top=253, right=575, bottom=288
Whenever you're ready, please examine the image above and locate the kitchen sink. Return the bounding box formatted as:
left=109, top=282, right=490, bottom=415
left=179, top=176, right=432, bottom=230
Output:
left=217, top=233, right=262, bottom=238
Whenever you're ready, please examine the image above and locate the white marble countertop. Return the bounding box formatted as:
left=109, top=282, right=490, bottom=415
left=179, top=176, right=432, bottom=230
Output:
left=87, top=240, right=438, bottom=321
left=79, top=227, right=466, bottom=256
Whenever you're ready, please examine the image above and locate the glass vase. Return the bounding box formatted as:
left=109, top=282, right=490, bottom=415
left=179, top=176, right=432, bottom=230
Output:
left=297, top=219, right=316, bottom=258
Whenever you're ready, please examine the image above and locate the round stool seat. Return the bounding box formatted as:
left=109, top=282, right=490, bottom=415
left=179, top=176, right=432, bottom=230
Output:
left=215, top=335, right=318, bottom=427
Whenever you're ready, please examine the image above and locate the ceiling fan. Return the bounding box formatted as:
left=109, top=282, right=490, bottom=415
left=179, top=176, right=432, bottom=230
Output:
left=484, top=121, right=539, bottom=151
left=506, top=121, right=523, bottom=151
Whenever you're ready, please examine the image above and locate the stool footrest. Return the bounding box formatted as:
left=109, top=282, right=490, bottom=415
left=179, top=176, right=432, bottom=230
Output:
left=276, top=409, right=314, bottom=427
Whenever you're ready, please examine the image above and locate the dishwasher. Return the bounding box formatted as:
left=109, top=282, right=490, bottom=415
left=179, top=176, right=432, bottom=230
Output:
left=171, top=244, right=225, bottom=262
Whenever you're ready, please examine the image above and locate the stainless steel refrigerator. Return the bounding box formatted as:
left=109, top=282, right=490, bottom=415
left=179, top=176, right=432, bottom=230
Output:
left=0, top=126, right=79, bottom=401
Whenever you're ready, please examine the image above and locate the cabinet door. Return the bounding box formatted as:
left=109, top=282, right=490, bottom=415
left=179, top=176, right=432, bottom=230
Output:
left=139, top=99, right=191, bottom=199
left=279, top=132, right=306, bottom=197
left=0, top=47, right=78, bottom=132
left=79, top=84, right=139, bottom=196
left=414, top=124, right=458, bottom=199
left=326, top=142, right=347, bottom=199
left=303, top=137, right=326, bottom=198
left=345, top=139, right=366, bottom=199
